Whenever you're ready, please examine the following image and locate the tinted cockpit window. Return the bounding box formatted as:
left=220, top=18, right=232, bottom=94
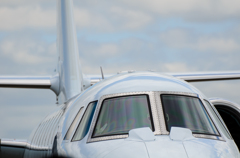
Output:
left=72, top=101, right=97, bottom=141
left=93, top=95, right=154, bottom=137
left=64, top=107, right=84, bottom=140
left=161, top=95, right=219, bottom=135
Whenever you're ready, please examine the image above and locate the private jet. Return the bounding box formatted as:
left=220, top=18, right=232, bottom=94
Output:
left=1, top=0, right=240, bottom=157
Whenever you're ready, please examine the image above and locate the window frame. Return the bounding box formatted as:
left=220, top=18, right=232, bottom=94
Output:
left=71, top=101, right=98, bottom=142
left=64, top=107, right=84, bottom=140
left=155, top=91, right=225, bottom=141
left=92, top=94, right=155, bottom=138
left=87, top=92, right=161, bottom=143
left=160, top=94, right=220, bottom=136
left=203, top=99, right=233, bottom=140
left=85, top=91, right=224, bottom=143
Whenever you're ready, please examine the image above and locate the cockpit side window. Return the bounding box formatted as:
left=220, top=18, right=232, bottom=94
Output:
left=72, top=101, right=97, bottom=141
left=203, top=100, right=232, bottom=139
left=92, top=95, right=154, bottom=138
left=64, top=107, right=84, bottom=140
left=161, top=95, right=219, bottom=136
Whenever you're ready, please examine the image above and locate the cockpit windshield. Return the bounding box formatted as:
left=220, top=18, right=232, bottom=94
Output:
left=93, top=95, right=154, bottom=137
left=161, top=95, right=219, bottom=135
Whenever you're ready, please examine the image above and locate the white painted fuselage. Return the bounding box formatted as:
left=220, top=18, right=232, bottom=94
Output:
left=24, top=72, right=239, bottom=158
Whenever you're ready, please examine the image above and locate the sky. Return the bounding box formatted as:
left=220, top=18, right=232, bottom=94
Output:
left=0, top=0, right=240, bottom=139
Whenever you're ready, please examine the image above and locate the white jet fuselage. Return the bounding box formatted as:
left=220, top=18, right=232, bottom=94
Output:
left=42, top=71, right=239, bottom=158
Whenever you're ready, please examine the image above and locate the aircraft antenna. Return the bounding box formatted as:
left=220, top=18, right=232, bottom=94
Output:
left=100, top=66, right=104, bottom=79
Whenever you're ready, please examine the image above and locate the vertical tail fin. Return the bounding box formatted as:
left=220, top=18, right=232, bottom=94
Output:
left=57, top=0, right=83, bottom=103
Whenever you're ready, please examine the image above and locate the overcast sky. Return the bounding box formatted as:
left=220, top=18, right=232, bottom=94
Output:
left=0, top=0, right=240, bottom=139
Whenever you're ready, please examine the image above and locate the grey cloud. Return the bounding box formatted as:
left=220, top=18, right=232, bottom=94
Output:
left=78, top=27, right=240, bottom=74
left=160, top=28, right=240, bottom=53
left=0, top=31, right=56, bottom=75
left=0, top=0, right=55, bottom=8
left=0, top=6, right=55, bottom=31
left=111, top=0, right=240, bottom=22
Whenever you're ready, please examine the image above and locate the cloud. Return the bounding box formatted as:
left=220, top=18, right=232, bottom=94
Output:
left=74, top=6, right=153, bottom=32
left=160, top=29, right=240, bottom=53
left=0, top=6, right=55, bottom=31
left=0, top=2, right=152, bottom=32
left=97, top=44, right=119, bottom=55
left=79, top=42, right=119, bottom=58
left=1, top=0, right=239, bottom=33
left=115, top=0, right=240, bottom=21
left=0, top=0, right=50, bottom=6
left=196, top=38, right=239, bottom=52
left=109, top=7, right=153, bottom=29
left=74, top=8, right=114, bottom=31
left=161, top=63, right=196, bottom=72
left=0, top=38, right=55, bottom=64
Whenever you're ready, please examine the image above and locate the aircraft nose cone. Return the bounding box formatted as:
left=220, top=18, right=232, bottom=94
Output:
left=145, top=136, right=236, bottom=158
left=103, top=136, right=188, bottom=158
left=103, top=128, right=188, bottom=158
left=144, top=136, right=188, bottom=158
left=103, top=141, right=149, bottom=158
left=103, top=136, right=235, bottom=158
left=89, top=128, right=236, bottom=158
